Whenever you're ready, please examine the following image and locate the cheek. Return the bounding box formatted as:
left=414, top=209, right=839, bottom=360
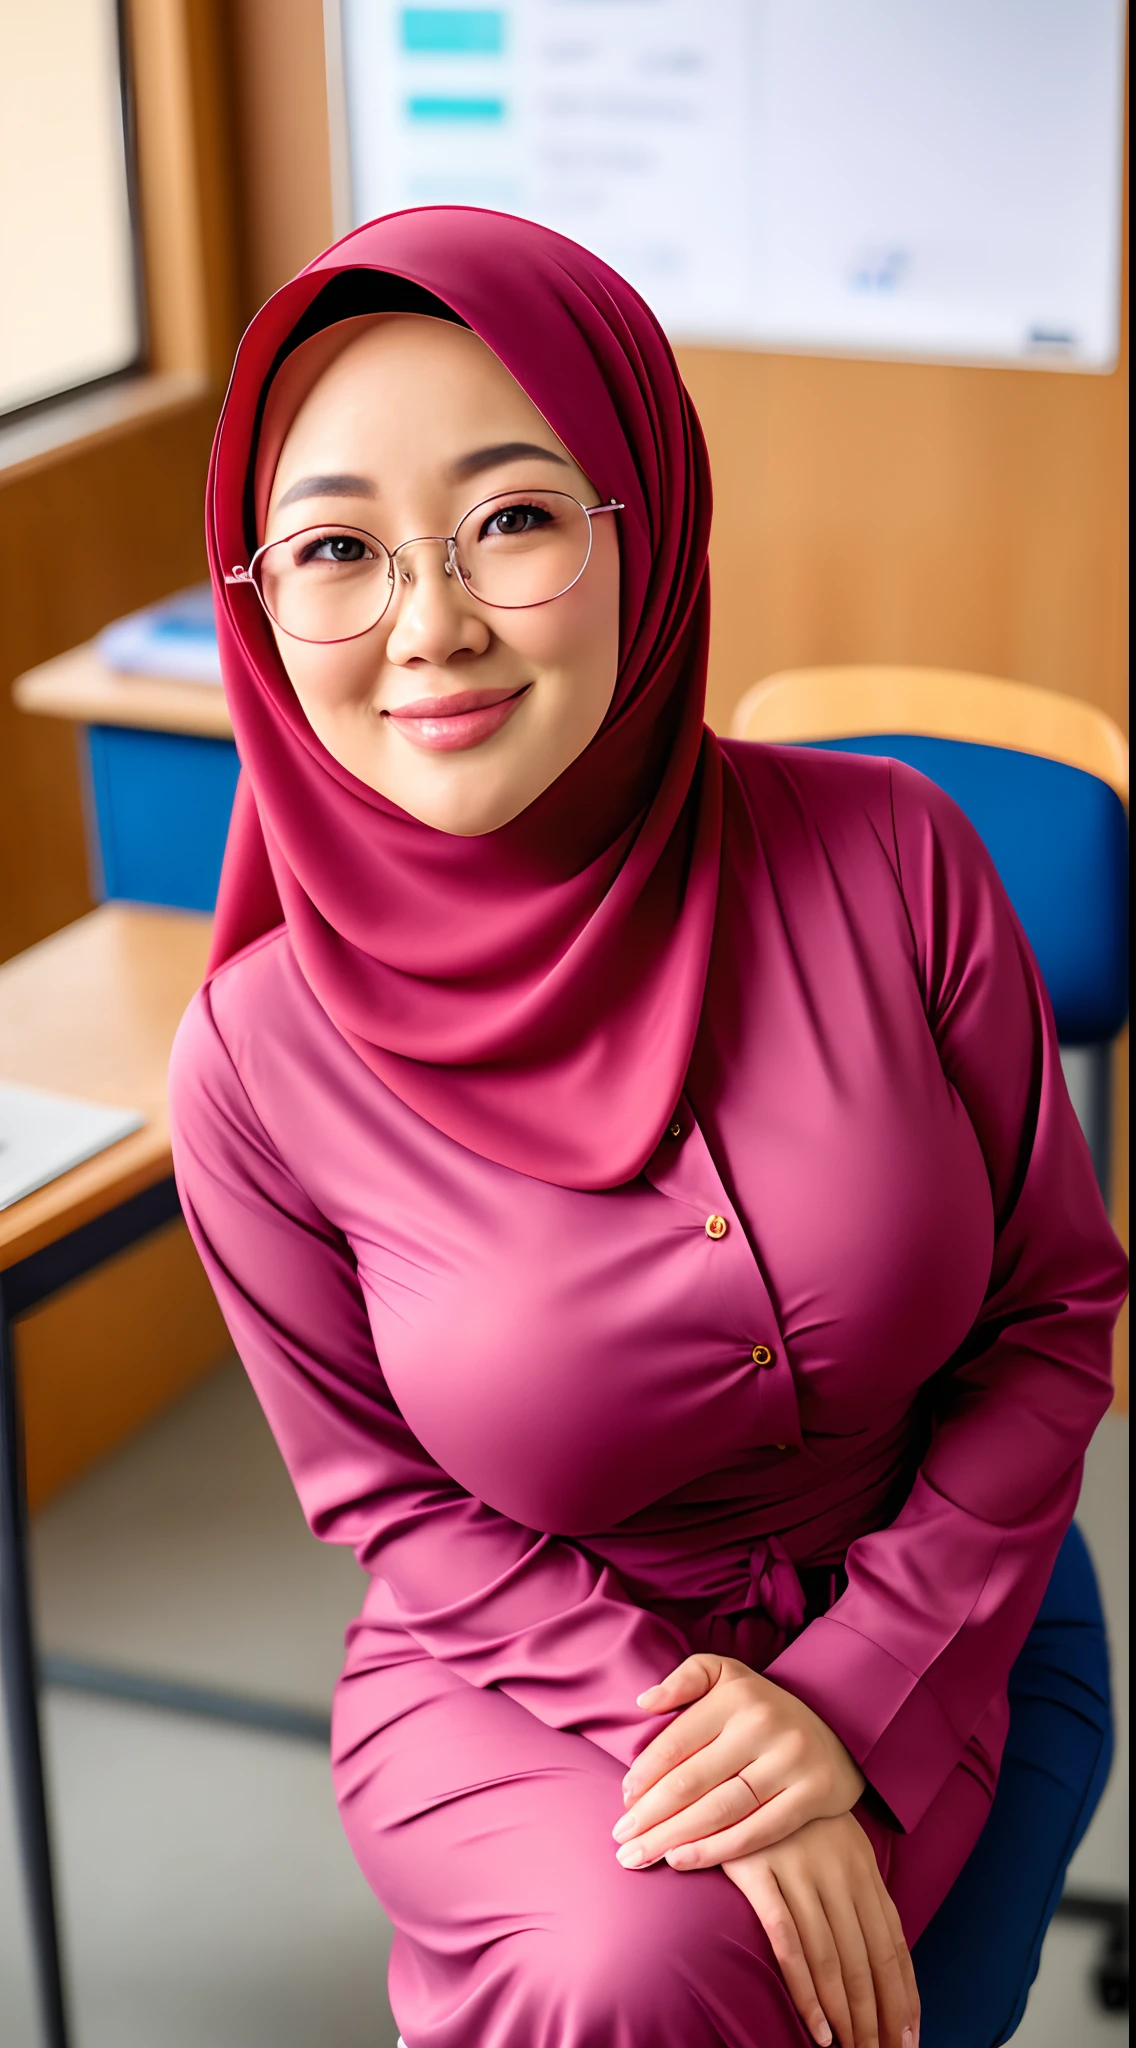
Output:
left=273, top=632, right=378, bottom=711
left=502, top=551, right=620, bottom=702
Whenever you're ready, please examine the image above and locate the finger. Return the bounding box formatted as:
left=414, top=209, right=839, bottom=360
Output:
left=856, top=1872, right=919, bottom=2048
left=769, top=1867, right=855, bottom=2048
left=634, top=1653, right=721, bottom=1713
left=621, top=1692, right=734, bottom=1804
left=875, top=1881, right=920, bottom=2037
left=617, top=1776, right=759, bottom=1867
left=818, top=1882, right=881, bottom=2048
left=616, top=1730, right=757, bottom=1839
left=662, top=1788, right=807, bottom=1870
left=726, top=1859, right=835, bottom=2048
left=729, top=1780, right=831, bottom=1853
left=853, top=1896, right=913, bottom=2048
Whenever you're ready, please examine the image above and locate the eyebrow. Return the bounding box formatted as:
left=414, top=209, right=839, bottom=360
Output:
left=446, top=440, right=572, bottom=483
left=274, top=441, right=571, bottom=513
left=275, top=472, right=377, bottom=510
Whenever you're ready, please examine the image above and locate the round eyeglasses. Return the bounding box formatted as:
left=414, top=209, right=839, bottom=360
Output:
left=225, top=489, right=624, bottom=644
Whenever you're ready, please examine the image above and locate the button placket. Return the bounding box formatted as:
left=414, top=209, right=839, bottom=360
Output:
left=644, top=1096, right=803, bottom=1451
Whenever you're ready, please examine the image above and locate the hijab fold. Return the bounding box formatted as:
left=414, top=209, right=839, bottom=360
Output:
left=207, top=207, right=723, bottom=1190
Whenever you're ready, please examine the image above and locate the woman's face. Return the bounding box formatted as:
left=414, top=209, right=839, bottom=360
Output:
left=263, top=315, right=621, bottom=836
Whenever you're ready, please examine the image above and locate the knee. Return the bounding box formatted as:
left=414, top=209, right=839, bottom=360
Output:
left=505, top=1865, right=765, bottom=2037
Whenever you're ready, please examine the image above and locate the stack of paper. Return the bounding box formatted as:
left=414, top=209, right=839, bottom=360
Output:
left=96, top=584, right=221, bottom=685
left=0, top=1083, right=144, bottom=1211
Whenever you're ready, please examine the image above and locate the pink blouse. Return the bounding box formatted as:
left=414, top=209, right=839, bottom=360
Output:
left=169, top=744, right=1126, bottom=1831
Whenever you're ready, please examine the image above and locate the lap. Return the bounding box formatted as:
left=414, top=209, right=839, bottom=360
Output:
left=331, top=1635, right=810, bottom=2048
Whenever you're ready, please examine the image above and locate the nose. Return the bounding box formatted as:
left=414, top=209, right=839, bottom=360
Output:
left=390, top=534, right=453, bottom=586
left=383, top=535, right=490, bottom=665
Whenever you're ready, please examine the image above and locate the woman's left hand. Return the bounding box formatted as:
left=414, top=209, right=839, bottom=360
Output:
left=612, top=1653, right=866, bottom=1871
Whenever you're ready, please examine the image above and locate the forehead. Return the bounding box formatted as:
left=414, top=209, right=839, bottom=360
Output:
left=278, top=316, right=561, bottom=466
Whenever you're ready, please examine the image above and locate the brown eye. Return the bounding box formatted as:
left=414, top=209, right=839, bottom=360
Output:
left=300, top=533, right=371, bottom=564
left=481, top=503, right=554, bottom=540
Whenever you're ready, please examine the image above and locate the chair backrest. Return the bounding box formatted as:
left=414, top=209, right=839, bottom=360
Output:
left=730, top=667, right=1129, bottom=1049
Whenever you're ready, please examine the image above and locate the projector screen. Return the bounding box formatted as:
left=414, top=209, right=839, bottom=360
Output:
left=332, top=0, right=1126, bottom=370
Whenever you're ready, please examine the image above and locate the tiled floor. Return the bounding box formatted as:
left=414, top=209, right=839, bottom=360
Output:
left=1, top=1360, right=1128, bottom=2045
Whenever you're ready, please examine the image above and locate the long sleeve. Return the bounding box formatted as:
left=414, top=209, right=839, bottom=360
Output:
left=767, top=759, right=1127, bottom=1832
left=169, top=984, right=690, bottom=1770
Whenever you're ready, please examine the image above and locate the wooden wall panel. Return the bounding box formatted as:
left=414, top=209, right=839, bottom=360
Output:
left=226, top=0, right=335, bottom=323
left=680, top=340, right=1128, bottom=742
left=0, top=397, right=216, bottom=962
left=130, top=0, right=242, bottom=380
left=17, top=1217, right=229, bottom=1513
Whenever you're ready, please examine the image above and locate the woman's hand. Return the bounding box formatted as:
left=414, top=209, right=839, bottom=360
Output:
left=613, top=1653, right=865, bottom=1869
left=724, top=1814, right=920, bottom=2048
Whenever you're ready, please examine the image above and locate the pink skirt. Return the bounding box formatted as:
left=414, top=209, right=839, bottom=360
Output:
left=332, top=1617, right=992, bottom=2048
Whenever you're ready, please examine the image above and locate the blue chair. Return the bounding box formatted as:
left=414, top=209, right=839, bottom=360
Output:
left=732, top=666, right=1129, bottom=2040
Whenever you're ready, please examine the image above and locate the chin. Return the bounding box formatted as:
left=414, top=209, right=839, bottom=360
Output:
left=388, top=781, right=525, bottom=838
left=394, top=753, right=550, bottom=838
left=423, top=799, right=530, bottom=839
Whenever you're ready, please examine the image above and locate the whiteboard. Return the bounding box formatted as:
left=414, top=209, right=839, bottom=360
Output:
left=333, top=0, right=1127, bottom=370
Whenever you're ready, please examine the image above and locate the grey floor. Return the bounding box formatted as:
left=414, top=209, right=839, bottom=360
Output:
left=0, top=1359, right=1128, bottom=2047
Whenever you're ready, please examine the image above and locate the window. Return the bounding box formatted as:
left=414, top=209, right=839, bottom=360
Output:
left=0, top=0, right=142, bottom=419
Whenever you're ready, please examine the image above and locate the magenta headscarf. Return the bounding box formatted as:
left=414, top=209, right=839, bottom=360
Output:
left=206, top=208, right=723, bottom=1191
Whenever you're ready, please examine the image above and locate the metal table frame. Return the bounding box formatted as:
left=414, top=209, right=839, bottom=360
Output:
left=2, top=1174, right=332, bottom=2048
left=1, top=1179, right=185, bottom=2047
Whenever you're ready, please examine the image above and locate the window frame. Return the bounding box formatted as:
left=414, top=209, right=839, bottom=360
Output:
left=0, top=0, right=149, bottom=429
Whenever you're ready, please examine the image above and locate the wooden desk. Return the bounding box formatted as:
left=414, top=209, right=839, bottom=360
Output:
left=13, top=641, right=232, bottom=741
left=0, top=904, right=211, bottom=2048
left=0, top=905, right=213, bottom=1268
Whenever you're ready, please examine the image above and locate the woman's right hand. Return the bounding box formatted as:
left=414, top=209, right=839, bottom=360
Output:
left=722, top=1812, right=920, bottom=2048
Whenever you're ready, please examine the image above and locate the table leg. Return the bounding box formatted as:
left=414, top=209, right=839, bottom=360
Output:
left=0, top=1295, right=70, bottom=2048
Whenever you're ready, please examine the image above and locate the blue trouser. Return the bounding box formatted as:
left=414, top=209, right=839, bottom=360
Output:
left=913, top=1523, right=1114, bottom=2045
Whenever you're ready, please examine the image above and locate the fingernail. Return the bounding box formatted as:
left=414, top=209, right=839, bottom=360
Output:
left=812, top=2023, right=832, bottom=2046
left=902, top=2030, right=914, bottom=2048
left=616, top=1842, right=644, bottom=1867
left=611, top=1814, right=635, bottom=1843
left=665, top=1848, right=693, bottom=1870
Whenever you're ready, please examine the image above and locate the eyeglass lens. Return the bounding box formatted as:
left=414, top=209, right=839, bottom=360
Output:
left=255, top=490, right=595, bottom=643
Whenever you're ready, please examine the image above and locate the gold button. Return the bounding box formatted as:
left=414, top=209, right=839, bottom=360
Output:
left=751, top=1344, right=775, bottom=1367
left=775, top=1444, right=787, bottom=1451
left=668, top=1120, right=682, bottom=1138
left=705, top=1214, right=728, bottom=1240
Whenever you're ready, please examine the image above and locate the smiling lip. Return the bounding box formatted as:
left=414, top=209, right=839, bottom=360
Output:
left=383, top=684, right=531, bottom=752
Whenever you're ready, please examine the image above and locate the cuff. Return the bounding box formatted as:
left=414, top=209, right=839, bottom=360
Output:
left=765, top=1613, right=966, bottom=1833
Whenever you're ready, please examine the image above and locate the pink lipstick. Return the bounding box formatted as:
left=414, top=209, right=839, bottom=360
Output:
left=383, top=684, right=531, bottom=752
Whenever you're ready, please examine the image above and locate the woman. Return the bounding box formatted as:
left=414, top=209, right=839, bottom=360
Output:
left=170, top=208, right=1126, bottom=2048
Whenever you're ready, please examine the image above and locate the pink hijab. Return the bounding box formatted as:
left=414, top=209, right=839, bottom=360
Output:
left=206, top=208, right=723, bottom=1191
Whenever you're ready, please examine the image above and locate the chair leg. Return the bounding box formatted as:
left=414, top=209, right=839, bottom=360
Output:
left=1058, top=1042, right=1113, bottom=1199
left=1054, top=1893, right=1129, bottom=2013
